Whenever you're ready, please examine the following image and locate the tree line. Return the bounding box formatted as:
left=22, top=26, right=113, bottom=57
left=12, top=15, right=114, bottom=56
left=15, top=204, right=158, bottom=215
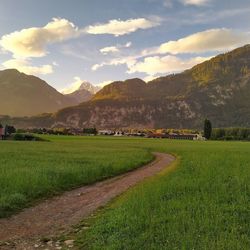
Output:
left=203, top=120, right=250, bottom=141
left=211, top=127, right=250, bottom=141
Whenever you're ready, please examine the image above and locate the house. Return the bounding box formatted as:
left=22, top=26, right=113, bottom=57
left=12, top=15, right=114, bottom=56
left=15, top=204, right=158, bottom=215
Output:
left=146, top=132, right=168, bottom=138
left=98, top=130, right=114, bottom=135
left=168, top=133, right=197, bottom=140
left=193, top=134, right=206, bottom=141
left=147, top=132, right=198, bottom=140
left=114, top=131, right=124, bottom=136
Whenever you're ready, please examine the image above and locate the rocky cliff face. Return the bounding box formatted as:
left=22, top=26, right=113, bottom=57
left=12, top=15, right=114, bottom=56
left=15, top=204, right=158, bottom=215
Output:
left=51, top=99, right=198, bottom=129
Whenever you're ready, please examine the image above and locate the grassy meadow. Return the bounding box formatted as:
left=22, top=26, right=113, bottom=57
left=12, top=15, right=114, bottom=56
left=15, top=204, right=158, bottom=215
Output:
left=0, top=136, right=153, bottom=217
left=74, top=138, right=249, bottom=250
left=0, top=136, right=249, bottom=249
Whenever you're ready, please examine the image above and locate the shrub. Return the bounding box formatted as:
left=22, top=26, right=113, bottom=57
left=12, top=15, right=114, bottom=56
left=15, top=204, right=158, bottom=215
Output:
left=12, top=133, right=47, bottom=141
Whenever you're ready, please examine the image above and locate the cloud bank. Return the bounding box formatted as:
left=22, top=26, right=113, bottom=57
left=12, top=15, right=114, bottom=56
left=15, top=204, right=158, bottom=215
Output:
left=92, top=27, right=250, bottom=80
left=0, top=18, right=80, bottom=58
left=157, top=28, right=250, bottom=54
left=127, top=55, right=210, bottom=75
left=2, top=58, right=53, bottom=75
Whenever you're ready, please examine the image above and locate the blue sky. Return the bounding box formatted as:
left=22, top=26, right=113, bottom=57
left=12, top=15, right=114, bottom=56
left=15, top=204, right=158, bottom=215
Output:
left=0, top=0, right=250, bottom=93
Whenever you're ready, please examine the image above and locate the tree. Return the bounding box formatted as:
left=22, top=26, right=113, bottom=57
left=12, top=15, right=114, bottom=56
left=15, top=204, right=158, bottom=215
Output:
left=83, top=127, right=97, bottom=135
left=6, top=125, right=16, bottom=135
left=204, top=119, right=212, bottom=139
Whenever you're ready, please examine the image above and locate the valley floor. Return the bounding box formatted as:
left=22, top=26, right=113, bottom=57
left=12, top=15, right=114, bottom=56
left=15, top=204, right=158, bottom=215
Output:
left=0, top=136, right=249, bottom=249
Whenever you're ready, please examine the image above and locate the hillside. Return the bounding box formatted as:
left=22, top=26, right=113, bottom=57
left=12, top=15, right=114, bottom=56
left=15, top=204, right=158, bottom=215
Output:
left=0, top=69, right=77, bottom=116
left=95, top=45, right=250, bottom=102
left=93, top=78, right=148, bottom=100
left=3, top=45, right=250, bottom=128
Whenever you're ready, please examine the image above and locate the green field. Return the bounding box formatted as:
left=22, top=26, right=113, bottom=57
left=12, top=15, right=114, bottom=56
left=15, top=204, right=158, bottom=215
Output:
left=0, top=136, right=249, bottom=249
left=0, top=136, right=153, bottom=218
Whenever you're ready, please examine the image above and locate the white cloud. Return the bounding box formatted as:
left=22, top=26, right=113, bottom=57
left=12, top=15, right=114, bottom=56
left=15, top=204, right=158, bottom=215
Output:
left=85, top=18, right=160, bottom=36
left=181, top=0, right=209, bottom=6
left=127, top=55, right=211, bottom=75
left=2, top=58, right=53, bottom=75
left=52, top=61, right=59, bottom=66
left=0, top=18, right=80, bottom=58
left=92, top=56, right=137, bottom=71
left=91, top=27, right=250, bottom=81
left=156, top=28, right=250, bottom=55
left=99, top=42, right=132, bottom=55
left=92, top=63, right=104, bottom=71
left=92, top=52, right=210, bottom=79
left=100, top=46, right=120, bottom=55
left=92, top=60, right=117, bottom=71
left=125, top=42, right=132, bottom=48
left=164, top=0, right=210, bottom=7
left=60, top=76, right=84, bottom=94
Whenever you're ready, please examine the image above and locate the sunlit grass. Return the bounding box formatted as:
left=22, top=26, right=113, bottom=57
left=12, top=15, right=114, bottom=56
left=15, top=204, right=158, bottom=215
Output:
left=75, top=139, right=250, bottom=250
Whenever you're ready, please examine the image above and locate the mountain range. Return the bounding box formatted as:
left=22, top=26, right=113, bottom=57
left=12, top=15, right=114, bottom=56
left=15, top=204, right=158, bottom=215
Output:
left=0, top=71, right=100, bottom=116
left=1, top=44, right=250, bottom=129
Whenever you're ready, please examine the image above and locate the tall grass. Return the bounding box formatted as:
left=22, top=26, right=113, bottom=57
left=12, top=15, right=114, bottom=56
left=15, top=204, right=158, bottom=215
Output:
left=75, top=139, right=250, bottom=250
left=0, top=136, right=153, bottom=217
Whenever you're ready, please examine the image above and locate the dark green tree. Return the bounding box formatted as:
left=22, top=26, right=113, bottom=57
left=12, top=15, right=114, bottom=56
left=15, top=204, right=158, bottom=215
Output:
left=0, top=123, right=4, bottom=140
left=204, top=119, right=212, bottom=139
left=6, top=125, right=16, bottom=135
left=83, top=127, right=97, bottom=135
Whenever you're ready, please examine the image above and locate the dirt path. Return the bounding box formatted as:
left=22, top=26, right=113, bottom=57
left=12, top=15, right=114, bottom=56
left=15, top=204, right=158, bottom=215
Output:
left=0, top=152, right=175, bottom=249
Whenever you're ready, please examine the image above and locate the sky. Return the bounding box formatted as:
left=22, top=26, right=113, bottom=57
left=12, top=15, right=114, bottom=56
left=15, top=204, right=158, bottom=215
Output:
left=0, top=0, right=250, bottom=93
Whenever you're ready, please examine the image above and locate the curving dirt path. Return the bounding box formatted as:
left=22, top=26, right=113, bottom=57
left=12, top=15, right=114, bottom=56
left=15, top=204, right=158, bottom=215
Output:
left=0, top=152, right=175, bottom=249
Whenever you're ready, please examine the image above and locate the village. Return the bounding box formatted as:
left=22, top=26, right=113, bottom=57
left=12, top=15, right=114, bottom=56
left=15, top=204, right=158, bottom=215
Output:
left=98, top=129, right=206, bottom=140
left=0, top=123, right=206, bottom=141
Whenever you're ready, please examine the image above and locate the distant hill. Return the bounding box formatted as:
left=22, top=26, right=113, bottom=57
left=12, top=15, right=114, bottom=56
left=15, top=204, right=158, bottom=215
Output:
left=0, top=69, right=77, bottom=116
left=64, top=82, right=101, bottom=104
left=3, top=45, right=250, bottom=128
left=93, top=78, right=147, bottom=101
